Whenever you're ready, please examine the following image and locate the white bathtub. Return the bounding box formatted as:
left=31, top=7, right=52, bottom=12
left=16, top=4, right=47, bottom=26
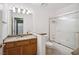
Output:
left=46, top=41, right=74, bottom=55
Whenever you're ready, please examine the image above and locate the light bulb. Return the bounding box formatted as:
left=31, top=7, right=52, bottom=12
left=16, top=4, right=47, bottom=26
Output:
left=22, top=9, right=26, bottom=14
left=27, top=10, right=31, bottom=15
left=13, top=7, right=16, bottom=12
left=18, top=8, right=21, bottom=13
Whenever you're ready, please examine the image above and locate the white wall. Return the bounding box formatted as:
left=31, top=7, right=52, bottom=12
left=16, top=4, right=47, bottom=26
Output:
left=0, top=4, right=3, bottom=55
left=23, top=15, right=33, bottom=34
left=32, top=7, right=55, bottom=37
left=0, top=10, right=2, bottom=44
left=2, top=4, right=9, bottom=39
left=0, top=11, right=2, bottom=54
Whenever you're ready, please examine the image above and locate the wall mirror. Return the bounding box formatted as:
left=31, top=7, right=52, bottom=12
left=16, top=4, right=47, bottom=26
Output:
left=13, top=17, right=23, bottom=35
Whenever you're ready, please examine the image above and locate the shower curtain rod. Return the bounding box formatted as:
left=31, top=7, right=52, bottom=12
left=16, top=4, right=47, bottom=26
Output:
left=49, top=10, right=79, bottom=19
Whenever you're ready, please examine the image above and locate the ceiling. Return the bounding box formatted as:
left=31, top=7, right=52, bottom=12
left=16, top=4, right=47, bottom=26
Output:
left=6, top=3, right=73, bottom=11
left=24, top=3, right=73, bottom=10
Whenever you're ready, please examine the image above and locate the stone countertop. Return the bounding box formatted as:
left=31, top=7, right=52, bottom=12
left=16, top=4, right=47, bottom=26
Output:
left=4, top=34, right=37, bottom=43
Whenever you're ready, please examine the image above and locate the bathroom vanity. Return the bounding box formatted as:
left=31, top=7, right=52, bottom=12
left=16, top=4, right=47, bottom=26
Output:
left=3, top=35, right=37, bottom=55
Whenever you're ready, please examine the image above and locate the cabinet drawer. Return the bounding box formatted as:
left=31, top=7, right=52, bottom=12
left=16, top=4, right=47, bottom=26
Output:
left=15, top=40, right=30, bottom=46
left=4, top=42, right=15, bottom=48
left=30, top=39, right=37, bottom=44
left=4, top=46, right=22, bottom=55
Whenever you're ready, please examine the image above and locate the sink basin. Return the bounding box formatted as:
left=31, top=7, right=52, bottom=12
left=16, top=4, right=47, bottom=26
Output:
left=8, top=34, right=32, bottom=37
left=4, top=34, right=36, bottom=43
left=17, top=34, right=32, bottom=37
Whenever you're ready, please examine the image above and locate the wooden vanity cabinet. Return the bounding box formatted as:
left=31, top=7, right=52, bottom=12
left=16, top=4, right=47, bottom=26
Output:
left=3, top=38, right=37, bottom=55
left=30, top=39, right=37, bottom=55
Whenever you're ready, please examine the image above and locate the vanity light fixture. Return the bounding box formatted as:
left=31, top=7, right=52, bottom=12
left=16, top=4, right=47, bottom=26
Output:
left=12, top=7, right=32, bottom=15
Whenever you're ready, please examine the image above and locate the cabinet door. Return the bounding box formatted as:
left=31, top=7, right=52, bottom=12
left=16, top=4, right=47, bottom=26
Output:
left=3, top=42, right=15, bottom=55
left=4, top=47, right=22, bottom=55
left=30, top=44, right=37, bottom=55
left=15, top=46, right=22, bottom=55
left=30, top=39, right=37, bottom=55
left=22, top=45, right=30, bottom=55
